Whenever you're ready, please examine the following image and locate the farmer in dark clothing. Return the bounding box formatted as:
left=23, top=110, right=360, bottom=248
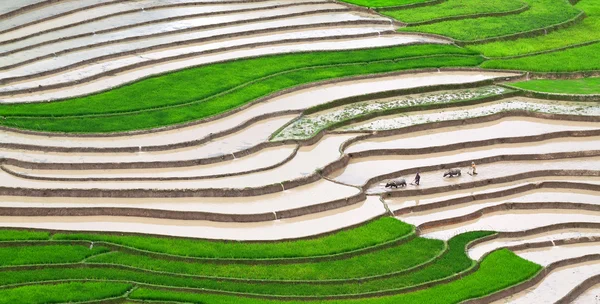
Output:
left=413, top=172, right=421, bottom=186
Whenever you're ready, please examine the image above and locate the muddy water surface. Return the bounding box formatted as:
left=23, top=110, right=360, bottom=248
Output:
left=0, top=196, right=386, bottom=240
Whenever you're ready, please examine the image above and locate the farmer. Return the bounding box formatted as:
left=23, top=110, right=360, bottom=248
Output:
left=412, top=172, right=421, bottom=186
left=470, top=161, right=478, bottom=175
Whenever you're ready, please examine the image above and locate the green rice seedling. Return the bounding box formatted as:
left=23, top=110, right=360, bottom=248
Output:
left=383, top=0, right=525, bottom=24
left=0, top=245, right=109, bottom=266
left=0, top=282, right=133, bottom=304
left=482, top=41, right=600, bottom=71
left=509, top=77, right=600, bottom=94
left=339, top=0, right=432, bottom=8
left=126, top=248, right=540, bottom=303
left=0, top=55, right=483, bottom=133
left=86, top=237, right=444, bottom=281
left=0, top=45, right=473, bottom=118
left=0, top=229, right=50, bottom=241
left=0, top=233, right=490, bottom=297
left=469, top=0, right=600, bottom=57
left=52, top=217, right=413, bottom=259
left=400, top=0, right=582, bottom=41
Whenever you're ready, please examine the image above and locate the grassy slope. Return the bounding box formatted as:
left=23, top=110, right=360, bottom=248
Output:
left=509, top=77, right=600, bottom=94
left=0, top=232, right=490, bottom=297
left=383, top=0, right=525, bottom=24
left=340, top=0, right=431, bottom=7
left=469, top=0, right=600, bottom=57
left=127, top=249, right=541, bottom=303
left=0, top=245, right=108, bottom=266
left=36, top=217, right=413, bottom=259
left=482, top=41, right=600, bottom=71
left=87, top=237, right=444, bottom=280
left=0, top=45, right=481, bottom=133
left=0, top=282, right=133, bottom=304
left=399, top=0, right=581, bottom=41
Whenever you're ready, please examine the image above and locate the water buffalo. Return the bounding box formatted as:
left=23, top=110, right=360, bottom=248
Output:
left=385, top=178, right=407, bottom=188
left=443, top=168, right=461, bottom=178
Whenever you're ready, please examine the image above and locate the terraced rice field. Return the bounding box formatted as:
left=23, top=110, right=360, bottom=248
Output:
left=0, top=0, right=598, bottom=303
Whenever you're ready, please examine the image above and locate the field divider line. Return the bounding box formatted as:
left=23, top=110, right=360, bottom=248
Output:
left=418, top=201, right=600, bottom=232
left=455, top=10, right=587, bottom=46
left=352, top=129, right=600, bottom=161
left=0, top=25, right=390, bottom=87
left=487, top=40, right=600, bottom=60
left=463, top=253, right=600, bottom=304
left=501, top=84, right=600, bottom=102
left=0, top=53, right=466, bottom=113
left=362, top=150, right=600, bottom=192
left=0, top=260, right=483, bottom=300
left=0, top=1, right=344, bottom=47
left=0, top=81, right=510, bottom=157
left=376, top=168, right=600, bottom=200
left=505, top=237, right=600, bottom=254
left=275, top=87, right=520, bottom=142
left=0, top=0, right=60, bottom=20
left=0, top=6, right=367, bottom=57
left=0, top=146, right=300, bottom=181
left=0, top=0, right=306, bottom=36
left=0, top=225, right=416, bottom=264
left=0, top=241, right=449, bottom=285
left=395, top=180, right=600, bottom=215
left=555, top=273, right=600, bottom=304
left=0, top=66, right=502, bottom=139
left=375, top=0, right=447, bottom=12
left=0, top=191, right=364, bottom=222
left=1, top=18, right=379, bottom=71
left=403, top=1, right=530, bottom=27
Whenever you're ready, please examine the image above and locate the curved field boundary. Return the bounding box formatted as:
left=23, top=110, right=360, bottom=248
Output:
left=0, top=232, right=495, bottom=300
left=418, top=201, right=600, bottom=231
left=404, top=2, right=530, bottom=26
left=555, top=274, right=600, bottom=304
left=0, top=192, right=366, bottom=223
left=0, top=84, right=516, bottom=159
left=0, top=238, right=446, bottom=285
left=0, top=233, right=419, bottom=265
left=0, top=29, right=395, bottom=87
left=0, top=109, right=592, bottom=171
left=456, top=11, right=587, bottom=46
left=360, top=150, right=600, bottom=191
left=462, top=254, right=600, bottom=304
left=0, top=217, right=410, bottom=262
left=394, top=181, right=600, bottom=215
left=0, top=4, right=363, bottom=57
left=0, top=67, right=511, bottom=138
left=0, top=0, right=292, bottom=36
left=0, top=253, right=481, bottom=301
left=1, top=148, right=301, bottom=182
left=6, top=127, right=596, bottom=182
left=1, top=20, right=385, bottom=71
left=465, top=222, right=600, bottom=258
left=0, top=0, right=58, bottom=20
left=0, top=77, right=508, bottom=156
left=488, top=39, right=600, bottom=60
left=0, top=262, right=479, bottom=301
left=0, top=157, right=597, bottom=199
left=0, top=51, right=466, bottom=104
left=346, top=129, right=600, bottom=159
left=505, top=236, right=600, bottom=253
left=375, top=0, right=447, bottom=11
left=502, top=85, right=600, bottom=101
left=0, top=1, right=342, bottom=47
